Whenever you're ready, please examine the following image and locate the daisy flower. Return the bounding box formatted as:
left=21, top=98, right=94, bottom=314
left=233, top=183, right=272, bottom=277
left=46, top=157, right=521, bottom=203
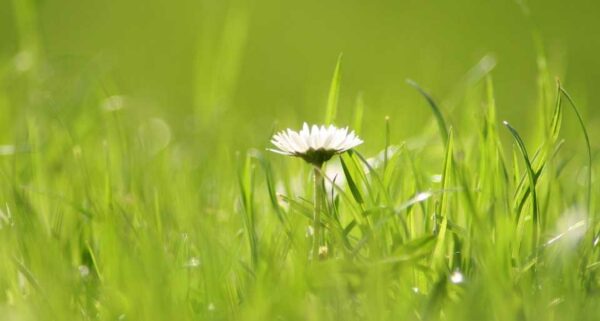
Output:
left=268, top=122, right=363, bottom=261
left=269, top=123, right=363, bottom=167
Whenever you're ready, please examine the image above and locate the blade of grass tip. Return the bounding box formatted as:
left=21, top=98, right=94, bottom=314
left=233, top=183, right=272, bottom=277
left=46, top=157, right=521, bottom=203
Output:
left=559, top=85, right=592, bottom=217
left=324, top=53, right=343, bottom=125
left=431, top=129, right=454, bottom=270
left=503, top=121, right=540, bottom=253
left=406, top=79, right=449, bottom=144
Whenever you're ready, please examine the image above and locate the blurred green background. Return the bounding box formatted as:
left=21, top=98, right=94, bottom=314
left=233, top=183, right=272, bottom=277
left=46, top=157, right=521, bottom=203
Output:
left=1, top=0, right=599, bottom=150
left=1, top=1, right=600, bottom=320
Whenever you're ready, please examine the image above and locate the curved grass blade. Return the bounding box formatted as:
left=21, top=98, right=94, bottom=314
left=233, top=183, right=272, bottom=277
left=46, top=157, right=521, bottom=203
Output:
left=559, top=85, right=592, bottom=216
left=503, top=121, right=540, bottom=251
left=406, top=79, right=449, bottom=144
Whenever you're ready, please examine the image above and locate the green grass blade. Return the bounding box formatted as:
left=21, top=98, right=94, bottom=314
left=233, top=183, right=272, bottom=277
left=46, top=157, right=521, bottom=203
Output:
left=406, top=79, right=449, bottom=144
left=324, top=53, right=343, bottom=125
left=503, top=121, right=539, bottom=251
left=559, top=85, right=592, bottom=216
left=340, top=155, right=364, bottom=204
left=431, top=129, right=454, bottom=270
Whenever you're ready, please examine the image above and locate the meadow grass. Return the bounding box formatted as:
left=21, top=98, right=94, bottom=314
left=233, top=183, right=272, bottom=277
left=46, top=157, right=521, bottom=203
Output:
left=1, top=57, right=599, bottom=321
left=1, top=2, right=600, bottom=321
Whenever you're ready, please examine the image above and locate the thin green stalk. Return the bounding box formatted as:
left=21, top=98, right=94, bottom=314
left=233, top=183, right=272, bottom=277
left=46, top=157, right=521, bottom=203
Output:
left=313, top=165, right=324, bottom=260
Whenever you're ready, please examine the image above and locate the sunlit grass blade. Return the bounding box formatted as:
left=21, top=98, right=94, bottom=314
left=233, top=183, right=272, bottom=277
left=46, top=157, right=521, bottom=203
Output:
left=324, top=53, right=343, bottom=125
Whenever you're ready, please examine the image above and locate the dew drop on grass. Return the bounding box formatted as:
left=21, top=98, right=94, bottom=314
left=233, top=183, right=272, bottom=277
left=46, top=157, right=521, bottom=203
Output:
left=318, top=245, right=329, bottom=259
left=306, top=225, right=314, bottom=237
left=450, top=271, right=464, bottom=284
left=185, top=257, right=200, bottom=268
left=78, top=265, right=90, bottom=278
left=430, top=174, right=442, bottom=183
left=415, top=192, right=432, bottom=202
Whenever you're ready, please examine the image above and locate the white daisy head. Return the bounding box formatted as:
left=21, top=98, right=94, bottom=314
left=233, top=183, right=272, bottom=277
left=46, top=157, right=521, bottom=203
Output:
left=269, top=123, right=363, bottom=166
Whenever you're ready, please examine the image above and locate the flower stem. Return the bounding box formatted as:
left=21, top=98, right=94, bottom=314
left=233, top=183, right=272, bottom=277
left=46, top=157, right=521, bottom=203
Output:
left=312, top=165, right=323, bottom=260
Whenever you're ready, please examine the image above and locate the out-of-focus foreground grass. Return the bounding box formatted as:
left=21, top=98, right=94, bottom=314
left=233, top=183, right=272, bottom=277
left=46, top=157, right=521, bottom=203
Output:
left=0, top=0, right=599, bottom=320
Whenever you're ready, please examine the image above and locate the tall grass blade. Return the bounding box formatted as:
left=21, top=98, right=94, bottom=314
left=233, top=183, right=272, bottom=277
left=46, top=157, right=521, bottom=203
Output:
left=324, top=53, right=343, bottom=125
left=432, top=129, right=454, bottom=270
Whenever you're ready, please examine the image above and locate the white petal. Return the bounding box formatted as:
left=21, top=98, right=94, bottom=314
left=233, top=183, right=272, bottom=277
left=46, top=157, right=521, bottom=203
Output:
left=317, top=125, right=328, bottom=148
left=286, top=129, right=302, bottom=151
left=330, top=128, right=349, bottom=150
left=271, top=139, right=291, bottom=153
left=267, top=148, right=293, bottom=155
left=310, top=125, right=320, bottom=149
left=289, top=130, right=308, bottom=153
left=300, top=124, right=310, bottom=145
left=321, top=126, right=336, bottom=149
left=341, top=132, right=363, bottom=151
left=276, top=132, right=296, bottom=153
left=339, top=132, right=358, bottom=151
